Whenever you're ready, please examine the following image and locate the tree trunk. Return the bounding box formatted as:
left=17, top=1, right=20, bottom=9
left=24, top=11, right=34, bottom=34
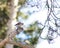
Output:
left=5, top=0, right=19, bottom=48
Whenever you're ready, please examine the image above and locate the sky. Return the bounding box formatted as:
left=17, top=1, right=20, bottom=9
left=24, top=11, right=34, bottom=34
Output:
left=17, top=0, right=60, bottom=48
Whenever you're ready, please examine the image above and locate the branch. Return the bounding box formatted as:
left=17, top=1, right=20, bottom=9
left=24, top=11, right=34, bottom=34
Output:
left=0, top=30, right=34, bottom=48
left=8, top=41, right=34, bottom=48
left=0, top=30, right=17, bottom=48
left=0, top=37, right=9, bottom=48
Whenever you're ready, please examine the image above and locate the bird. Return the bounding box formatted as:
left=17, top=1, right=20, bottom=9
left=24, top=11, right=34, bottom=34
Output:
left=15, top=22, right=23, bottom=34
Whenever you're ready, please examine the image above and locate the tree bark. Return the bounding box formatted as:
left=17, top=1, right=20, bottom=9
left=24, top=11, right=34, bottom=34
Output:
left=5, top=0, right=19, bottom=48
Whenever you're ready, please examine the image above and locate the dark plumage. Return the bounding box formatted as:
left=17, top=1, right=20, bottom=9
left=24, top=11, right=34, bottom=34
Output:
left=15, top=22, right=23, bottom=34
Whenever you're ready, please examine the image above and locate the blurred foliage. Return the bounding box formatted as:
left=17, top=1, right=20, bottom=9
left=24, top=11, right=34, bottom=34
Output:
left=0, top=8, right=9, bottom=39
left=18, top=0, right=26, bottom=5
left=0, top=0, right=7, bottom=3
left=23, top=21, right=42, bottom=45
left=29, top=36, right=38, bottom=45
left=17, top=11, right=28, bottom=20
left=14, top=45, right=22, bottom=48
left=24, top=21, right=42, bottom=34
